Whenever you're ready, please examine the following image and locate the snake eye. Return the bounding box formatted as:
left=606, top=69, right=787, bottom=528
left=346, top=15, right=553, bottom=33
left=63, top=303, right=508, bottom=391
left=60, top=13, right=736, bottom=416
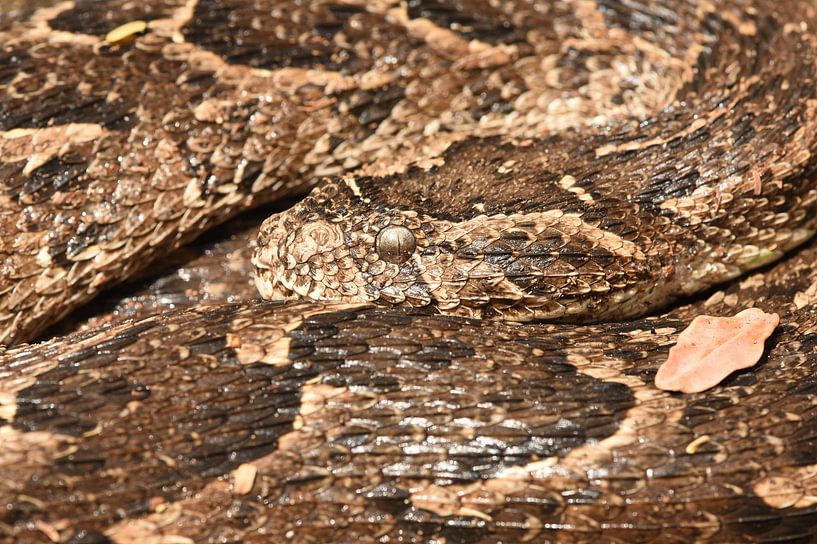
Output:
left=376, top=225, right=416, bottom=264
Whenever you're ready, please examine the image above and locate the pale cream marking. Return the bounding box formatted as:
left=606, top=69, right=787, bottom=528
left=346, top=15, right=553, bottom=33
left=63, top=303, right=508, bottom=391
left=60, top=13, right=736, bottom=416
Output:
left=739, top=272, right=766, bottom=290
left=106, top=500, right=194, bottom=544
left=34, top=519, right=61, bottom=543
left=342, top=176, right=364, bottom=198
left=160, top=38, right=358, bottom=96
left=0, top=392, right=15, bottom=423
left=7, top=2, right=101, bottom=46
left=227, top=302, right=369, bottom=366
left=410, top=484, right=494, bottom=521
left=558, top=175, right=595, bottom=204
left=0, top=124, right=104, bottom=177
left=596, top=109, right=730, bottom=158
left=181, top=178, right=204, bottom=208
left=27, top=1, right=75, bottom=25
left=661, top=223, right=814, bottom=296
left=720, top=10, right=758, bottom=36
left=0, top=315, right=168, bottom=419
left=295, top=383, right=348, bottom=421
left=384, top=3, right=518, bottom=69
left=753, top=464, right=817, bottom=509
left=231, top=463, right=257, bottom=495
left=144, top=0, right=198, bottom=43
left=356, top=133, right=467, bottom=178
left=497, top=351, right=688, bottom=482
left=406, top=343, right=688, bottom=528
left=386, top=7, right=473, bottom=59
left=0, top=425, right=74, bottom=471
left=440, top=211, right=646, bottom=260
left=794, top=279, right=817, bottom=309
left=30, top=0, right=379, bottom=100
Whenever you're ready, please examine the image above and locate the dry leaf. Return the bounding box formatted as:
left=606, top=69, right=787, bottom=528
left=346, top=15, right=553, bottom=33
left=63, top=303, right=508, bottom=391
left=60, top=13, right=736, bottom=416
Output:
left=232, top=463, right=257, bottom=495
left=655, top=308, right=779, bottom=393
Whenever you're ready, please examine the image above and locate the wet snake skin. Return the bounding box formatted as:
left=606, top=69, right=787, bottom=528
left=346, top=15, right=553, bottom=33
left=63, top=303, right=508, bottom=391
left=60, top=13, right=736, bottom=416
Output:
left=4, top=1, right=817, bottom=543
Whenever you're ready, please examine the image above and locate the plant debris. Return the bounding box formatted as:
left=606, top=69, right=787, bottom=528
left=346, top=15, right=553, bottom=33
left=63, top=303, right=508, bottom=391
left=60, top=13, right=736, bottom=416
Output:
left=655, top=308, right=779, bottom=393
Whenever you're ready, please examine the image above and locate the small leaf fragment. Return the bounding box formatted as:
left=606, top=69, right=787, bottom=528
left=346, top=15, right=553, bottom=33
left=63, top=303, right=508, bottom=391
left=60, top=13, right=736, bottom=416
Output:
left=232, top=463, right=257, bottom=495
left=655, top=308, right=779, bottom=393
left=105, top=20, right=148, bottom=44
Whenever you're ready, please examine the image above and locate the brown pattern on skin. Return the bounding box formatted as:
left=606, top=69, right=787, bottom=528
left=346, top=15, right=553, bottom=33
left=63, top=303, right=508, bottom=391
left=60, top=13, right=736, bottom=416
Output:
left=5, top=0, right=817, bottom=542
left=257, top=1, right=817, bottom=322
left=6, top=244, right=817, bottom=542
left=2, top=0, right=632, bottom=345
left=7, top=212, right=817, bottom=542
left=44, top=206, right=277, bottom=338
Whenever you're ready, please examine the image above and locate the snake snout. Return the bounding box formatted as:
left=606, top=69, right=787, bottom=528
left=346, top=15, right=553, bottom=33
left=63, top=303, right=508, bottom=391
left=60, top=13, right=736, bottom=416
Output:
left=253, top=211, right=351, bottom=302
left=252, top=214, right=291, bottom=300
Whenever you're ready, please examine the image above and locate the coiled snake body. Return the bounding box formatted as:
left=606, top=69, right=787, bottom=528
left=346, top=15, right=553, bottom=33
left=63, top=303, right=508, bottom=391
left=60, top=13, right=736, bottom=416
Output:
left=3, top=0, right=817, bottom=542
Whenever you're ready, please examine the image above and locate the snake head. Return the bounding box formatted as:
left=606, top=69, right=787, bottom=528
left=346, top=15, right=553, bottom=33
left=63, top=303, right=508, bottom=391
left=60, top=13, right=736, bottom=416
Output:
left=253, top=177, right=433, bottom=306
left=253, top=169, right=655, bottom=320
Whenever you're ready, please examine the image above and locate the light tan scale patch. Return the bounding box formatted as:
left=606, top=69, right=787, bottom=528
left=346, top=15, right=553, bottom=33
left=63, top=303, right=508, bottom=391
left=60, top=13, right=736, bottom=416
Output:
left=28, top=1, right=75, bottom=25
left=276, top=383, right=378, bottom=453
left=144, top=0, right=198, bottom=43
left=227, top=302, right=370, bottom=367
left=520, top=210, right=644, bottom=259
left=753, top=464, right=817, bottom=509
left=0, top=124, right=104, bottom=179
left=0, top=314, right=173, bottom=424
left=342, top=176, right=365, bottom=200
left=794, top=280, right=817, bottom=309
left=558, top=175, right=595, bottom=204
left=385, top=5, right=501, bottom=62
left=106, top=501, right=195, bottom=544
left=410, top=210, right=647, bottom=318
left=596, top=110, right=729, bottom=158
left=356, top=133, right=468, bottom=179
left=231, top=463, right=257, bottom=495
left=559, top=353, right=688, bottom=470
left=16, top=2, right=99, bottom=46
left=494, top=346, right=687, bottom=486
left=438, top=210, right=646, bottom=262
left=0, top=425, right=74, bottom=468
left=410, top=484, right=495, bottom=522
left=0, top=426, right=76, bottom=520
left=664, top=223, right=815, bottom=296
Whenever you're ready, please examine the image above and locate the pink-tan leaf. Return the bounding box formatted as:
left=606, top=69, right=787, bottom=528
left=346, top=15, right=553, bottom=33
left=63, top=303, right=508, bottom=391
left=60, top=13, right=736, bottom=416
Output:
left=655, top=308, right=779, bottom=393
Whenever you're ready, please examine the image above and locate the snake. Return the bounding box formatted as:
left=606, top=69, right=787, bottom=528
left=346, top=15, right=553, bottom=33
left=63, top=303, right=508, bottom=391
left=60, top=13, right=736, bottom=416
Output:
left=3, top=0, right=817, bottom=542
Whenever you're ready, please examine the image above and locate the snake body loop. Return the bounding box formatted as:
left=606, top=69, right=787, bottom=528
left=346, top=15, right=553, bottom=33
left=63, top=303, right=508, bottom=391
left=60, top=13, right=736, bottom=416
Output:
left=253, top=0, right=817, bottom=321
left=2, top=1, right=817, bottom=542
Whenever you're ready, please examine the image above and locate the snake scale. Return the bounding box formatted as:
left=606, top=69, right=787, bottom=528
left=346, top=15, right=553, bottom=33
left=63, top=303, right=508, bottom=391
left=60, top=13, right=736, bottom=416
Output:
left=3, top=0, right=817, bottom=542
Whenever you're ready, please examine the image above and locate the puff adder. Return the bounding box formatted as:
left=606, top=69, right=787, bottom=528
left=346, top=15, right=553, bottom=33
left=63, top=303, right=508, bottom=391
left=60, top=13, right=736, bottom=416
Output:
left=3, top=1, right=817, bottom=543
